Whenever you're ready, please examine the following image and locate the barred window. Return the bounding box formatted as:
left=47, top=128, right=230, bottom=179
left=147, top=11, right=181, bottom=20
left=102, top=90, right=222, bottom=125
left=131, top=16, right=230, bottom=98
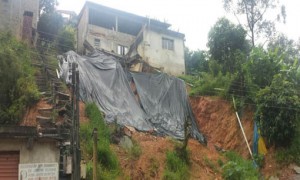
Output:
left=117, top=45, right=128, bottom=55
left=94, top=38, right=100, bottom=48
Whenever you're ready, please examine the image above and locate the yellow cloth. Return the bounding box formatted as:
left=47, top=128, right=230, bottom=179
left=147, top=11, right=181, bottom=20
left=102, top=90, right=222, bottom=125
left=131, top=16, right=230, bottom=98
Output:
left=258, top=137, right=267, bottom=155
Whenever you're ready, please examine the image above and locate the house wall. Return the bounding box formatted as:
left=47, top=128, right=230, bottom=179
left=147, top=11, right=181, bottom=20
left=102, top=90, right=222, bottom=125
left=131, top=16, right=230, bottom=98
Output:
left=86, top=24, right=136, bottom=53
left=138, top=29, right=186, bottom=75
left=77, top=7, right=89, bottom=54
left=0, top=139, right=59, bottom=164
left=0, top=0, right=39, bottom=40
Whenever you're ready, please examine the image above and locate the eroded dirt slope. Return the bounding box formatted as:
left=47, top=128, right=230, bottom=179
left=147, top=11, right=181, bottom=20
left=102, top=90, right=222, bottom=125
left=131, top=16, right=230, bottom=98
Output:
left=190, top=96, right=254, bottom=158
left=112, top=132, right=223, bottom=180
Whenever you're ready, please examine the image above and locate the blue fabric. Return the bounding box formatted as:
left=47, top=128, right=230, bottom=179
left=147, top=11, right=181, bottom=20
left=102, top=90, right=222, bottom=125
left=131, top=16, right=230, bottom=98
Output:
left=253, top=122, right=259, bottom=156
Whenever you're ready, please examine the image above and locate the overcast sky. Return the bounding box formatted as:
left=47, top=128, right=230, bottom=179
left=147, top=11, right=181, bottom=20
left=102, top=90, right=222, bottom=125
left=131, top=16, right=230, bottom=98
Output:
left=58, top=0, right=300, bottom=50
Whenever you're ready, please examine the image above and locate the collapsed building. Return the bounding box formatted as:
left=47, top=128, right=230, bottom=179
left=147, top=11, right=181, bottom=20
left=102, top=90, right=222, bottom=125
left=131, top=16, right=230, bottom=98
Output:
left=77, top=1, right=186, bottom=76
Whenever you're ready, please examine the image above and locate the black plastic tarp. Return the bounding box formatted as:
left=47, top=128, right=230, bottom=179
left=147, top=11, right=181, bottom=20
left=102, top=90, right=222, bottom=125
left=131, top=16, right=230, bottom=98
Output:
left=131, top=73, right=205, bottom=142
left=59, top=51, right=205, bottom=144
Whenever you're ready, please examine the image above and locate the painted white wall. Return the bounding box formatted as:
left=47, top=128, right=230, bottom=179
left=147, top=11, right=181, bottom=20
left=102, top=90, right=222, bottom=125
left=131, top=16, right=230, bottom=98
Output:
left=77, top=7, right=89, bottom=53
left=0, top=139, right=59, bottom=164
left=138, top=29, right=185, bottom=75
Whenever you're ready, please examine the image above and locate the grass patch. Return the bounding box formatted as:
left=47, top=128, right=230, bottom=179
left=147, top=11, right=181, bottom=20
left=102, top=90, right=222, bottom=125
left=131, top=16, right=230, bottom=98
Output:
left=275, top=125, right=300, bottom=165
left=148, top=157, right=160, bottom=178
left=204, top=156, right=219, bottom=173
left=222, top=151, right=259, bottom=180
left=163, top=141, right=190, bottom=180
left=129, top=139, right=142, bottom=160
left=80, top=103, right=120, bottom=179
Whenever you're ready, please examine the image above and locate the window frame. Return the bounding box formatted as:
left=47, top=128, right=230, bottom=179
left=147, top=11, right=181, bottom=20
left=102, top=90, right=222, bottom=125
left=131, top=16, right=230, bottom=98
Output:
left=117, top=44, right=128, bottom=55
left=162, top=37, right=174, bottom=51
left=94, top=38, right=100, bottom=48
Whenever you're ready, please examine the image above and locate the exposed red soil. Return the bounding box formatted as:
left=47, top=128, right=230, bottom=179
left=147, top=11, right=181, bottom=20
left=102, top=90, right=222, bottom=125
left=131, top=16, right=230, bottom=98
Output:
left=79, top=101, right=89, bottom=123
left=79, top=95, right=295, bottom=179
left=112, top=131, right=223, bottom=180
left=261, top=147, right=294, bottom=179
left=21, top=99, right=52, bottom=126
left=190, top=96, right=254, bottom=158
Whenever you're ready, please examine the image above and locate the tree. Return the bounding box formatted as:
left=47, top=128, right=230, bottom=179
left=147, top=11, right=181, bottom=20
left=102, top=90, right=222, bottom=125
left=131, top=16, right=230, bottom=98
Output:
left=268, top=34, right=300, bottom=66
left=185, top=48, right=209, bottom=75
left=223, top=0, right=286, bottom=47
left=37, top=12, right=63, bottom=51
left=207, top=17, right=250, bottom=73
left=245, top=47, right=281, bottom=88
left=256, top=73, right=300, bottom=147
left=39, top=0, right=57, bottom=17
left=55, top=25, right=76, bottom=53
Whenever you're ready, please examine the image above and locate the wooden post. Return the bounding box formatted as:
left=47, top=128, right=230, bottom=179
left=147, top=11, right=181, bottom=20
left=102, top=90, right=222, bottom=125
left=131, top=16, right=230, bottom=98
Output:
left=232, top=96, right=253, bottom=159
left=93, top=128, right=98, bottom=180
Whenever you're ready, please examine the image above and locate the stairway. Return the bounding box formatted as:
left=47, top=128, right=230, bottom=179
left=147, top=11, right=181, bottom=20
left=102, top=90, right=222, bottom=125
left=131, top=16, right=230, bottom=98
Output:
left=33, top=55, right=73, bottom=179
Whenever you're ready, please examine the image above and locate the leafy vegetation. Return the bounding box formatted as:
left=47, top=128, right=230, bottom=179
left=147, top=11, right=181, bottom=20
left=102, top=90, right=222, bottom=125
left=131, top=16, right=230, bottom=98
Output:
left=183, top=5, right=300, bottom=168
left=275, top=122, right=300, bottom=165
left=0, top=32, right=40, bottom=124
left=222, top=151, right=259, bottom=180
left=163, top=150, right=189, bottom=180
left=37, top=3, right=76, bottom=55
left=256, top=73, right=300, bottom=146
left=129, top=139, right=142, bottom=160
left=80, top=103, right=120, bottom=180
left=55, top=25, right=76, bottom=54
left=223, top=0, right=286, bottom=46
left=208, top=18, right=250, bottom=74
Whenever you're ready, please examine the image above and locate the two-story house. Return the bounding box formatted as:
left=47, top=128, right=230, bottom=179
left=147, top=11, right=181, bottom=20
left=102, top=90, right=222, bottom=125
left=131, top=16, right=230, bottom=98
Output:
left=77, top=1, right=186, bottom=75
left=0, top=0, right=39, bottom=44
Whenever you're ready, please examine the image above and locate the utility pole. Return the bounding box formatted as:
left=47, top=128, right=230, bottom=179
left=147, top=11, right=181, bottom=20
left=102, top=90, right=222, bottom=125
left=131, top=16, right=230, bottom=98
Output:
left=92, top=128, right=98, bottom=180
left=71, top=63, right=81, bottom=180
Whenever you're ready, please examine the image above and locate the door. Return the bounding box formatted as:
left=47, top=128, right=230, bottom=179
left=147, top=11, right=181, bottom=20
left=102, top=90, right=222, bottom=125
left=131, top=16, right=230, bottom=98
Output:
left=0, top=151, right=19, bottom=180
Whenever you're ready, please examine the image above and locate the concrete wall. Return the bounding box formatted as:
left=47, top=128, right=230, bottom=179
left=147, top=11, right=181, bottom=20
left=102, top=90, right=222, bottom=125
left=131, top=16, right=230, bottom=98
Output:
left=86, top=24, right=136, bottom=53
left=0, top=0, right=39, bottom=40
left=0, top=139, right=59, bottom=164
left=77, top=7, right=89, bottom=54
left=137, top=29, right=186, bottom=75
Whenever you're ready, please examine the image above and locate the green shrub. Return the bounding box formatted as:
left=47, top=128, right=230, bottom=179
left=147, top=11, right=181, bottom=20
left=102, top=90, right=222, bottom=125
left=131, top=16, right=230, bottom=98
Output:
left=275, top=123, right=300, bottom=165
left=184, top=72, right=233, bottom=97
left=80, top=103, right=120, bottom=179
left=163, top=150, right=189, bottom=180
left=222, top=151, right=259, bottom=180
left=129, top=139, right=142, bottom=160
left=256, top=74, right=300, bottom=146
left=204, top=156, right=218, bottom=173
left=0, top=32, right=40, bottom=124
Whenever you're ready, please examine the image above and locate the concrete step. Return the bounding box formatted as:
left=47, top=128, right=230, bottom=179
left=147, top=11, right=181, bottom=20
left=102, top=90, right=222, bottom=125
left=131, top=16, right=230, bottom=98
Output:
left=38, top=107, right=53, bottom=117
left=56, top=92, right=70, bottom=100
left=36, top=116, right=54, bottom=127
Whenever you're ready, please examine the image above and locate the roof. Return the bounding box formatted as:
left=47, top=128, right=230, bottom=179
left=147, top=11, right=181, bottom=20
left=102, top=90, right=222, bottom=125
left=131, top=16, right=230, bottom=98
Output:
left=149, top=26, right=185, bottom=39
left=78, top=1, right=171, bottom=29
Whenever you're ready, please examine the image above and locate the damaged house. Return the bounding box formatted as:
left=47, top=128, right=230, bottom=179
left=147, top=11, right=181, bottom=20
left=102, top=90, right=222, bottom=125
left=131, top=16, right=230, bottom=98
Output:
left=77, top=1, right=186, bottom=75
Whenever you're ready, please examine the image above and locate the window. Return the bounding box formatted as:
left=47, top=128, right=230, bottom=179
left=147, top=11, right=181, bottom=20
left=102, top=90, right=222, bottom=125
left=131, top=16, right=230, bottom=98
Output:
left=162, top=38, right=174, bottom=50
left=117, top=45, right=128, bottom=55
left=94, top=38, right=100, bottom=48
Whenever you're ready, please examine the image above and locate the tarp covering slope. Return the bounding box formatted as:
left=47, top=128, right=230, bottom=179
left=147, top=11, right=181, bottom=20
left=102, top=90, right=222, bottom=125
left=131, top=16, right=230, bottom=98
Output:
left=132, top=73, right=205, bottom=142
left=59, top=51, right=152, bottom=131
left=59, top=51, right=205, bottom=144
